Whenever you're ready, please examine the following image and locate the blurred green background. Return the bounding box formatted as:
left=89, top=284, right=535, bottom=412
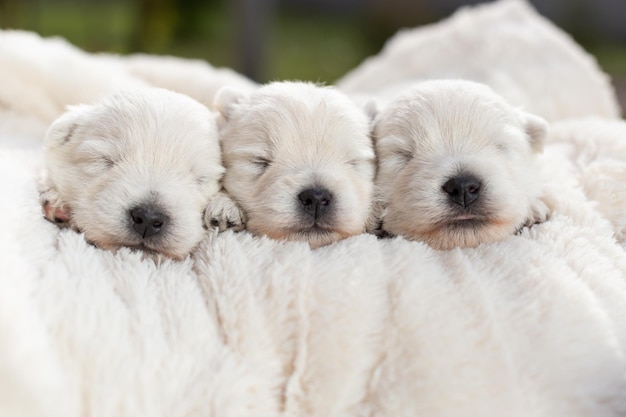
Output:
left=1, top=0, right=625, bottom=108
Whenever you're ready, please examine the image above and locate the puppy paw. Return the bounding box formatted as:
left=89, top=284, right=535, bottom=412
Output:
left=204, top=191, right=246, bottom=232
left=38, top=180, right=72, bottom=227
left=365, top=199, right=390, bottom=238
left=527, top=197, right=551, bottom=227
left=518, top=197, right=551, bottom=233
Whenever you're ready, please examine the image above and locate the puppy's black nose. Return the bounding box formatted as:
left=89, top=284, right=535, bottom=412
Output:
left=442, top=175, right=482, bottom=208
left=129, top=205, right=168, bottom=238
left=298, top=188, right=332, bottom=219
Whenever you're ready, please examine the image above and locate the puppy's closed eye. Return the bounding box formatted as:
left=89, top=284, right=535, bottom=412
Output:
left=195, top=175, right=212, bottom=186
left=378, top=135, right=415, bottom=167
left=348, top=158, right=368, bottom=168
left=392, top=148, right=414, bottom=163
left=380, top=148, right=414, bottom=173
left=348, top=158, right=375, bottom=176
left=251, top=157, right=271, bottom=171
left=494, top=141, right=511, bottom=155
left=77, top=139, right=120, bottom=169
left=101, top=155, right=116, bottom=168
left=77, top=153, right=117, bottom=175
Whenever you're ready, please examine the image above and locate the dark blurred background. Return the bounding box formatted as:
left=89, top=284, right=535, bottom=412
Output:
left=1, top=0, right=625, bottom=108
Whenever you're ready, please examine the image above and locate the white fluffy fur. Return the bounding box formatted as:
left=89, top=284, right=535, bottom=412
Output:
left=214, top=81, right=375, bottom=248
left=39, top=88, right=224, bottom=259
left=337, top=0, right=621, bottom=122
left=372, top=79, right=549, bottom=249
left=548, top=117, right=626, bottom=244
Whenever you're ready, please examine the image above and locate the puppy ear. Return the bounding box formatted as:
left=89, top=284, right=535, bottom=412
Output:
left=520, top=111, right=548, bottom=153
left=213, top=86, right=247, bottom=122
left=44, top=104, right=88, bottom=149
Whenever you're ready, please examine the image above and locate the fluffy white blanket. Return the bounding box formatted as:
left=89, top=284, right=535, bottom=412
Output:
left=337, top=0, right=621, bottom=122
left=1, top=1, right=626, bottom=417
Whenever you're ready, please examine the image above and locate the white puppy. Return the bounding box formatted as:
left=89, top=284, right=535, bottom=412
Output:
left=39, top=88, right=225, bottom=260
left=212, top=81, right=375, bottom=248
left=371, top=79, right=549, bottom=249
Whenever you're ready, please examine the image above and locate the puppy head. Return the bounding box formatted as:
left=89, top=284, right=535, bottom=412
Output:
left=43, top=88, right=223, bottom=259
left=215, top=81, right=375, bottom=248
left=374, top=80, right=547, bottom=249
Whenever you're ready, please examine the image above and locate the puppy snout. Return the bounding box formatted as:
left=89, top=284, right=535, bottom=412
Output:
left=298, top=188, right=333, bottom=219
left=442, top=175, right=481, bottom=208
left=129, top=205, right=168, bottom=238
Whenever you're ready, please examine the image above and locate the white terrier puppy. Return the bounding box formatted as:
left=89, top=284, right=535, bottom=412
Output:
left=39, top=88, right=225, bottom=260
left=370, top=80, right=549, bottom=249
left=212, top=81, right=375, bottom=248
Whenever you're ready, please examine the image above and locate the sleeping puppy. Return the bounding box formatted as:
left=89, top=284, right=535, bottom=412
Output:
left=39, top=88, right=225, bottom=260
left=370, top=79, right=549, bottom=249
left=211, top=81, right=375, bottom=248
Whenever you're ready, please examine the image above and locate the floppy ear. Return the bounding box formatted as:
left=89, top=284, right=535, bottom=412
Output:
left=44, top=104, right=89, bottom=149
left=213, top=86, right=247, bottom=123
left=520, top=111, right=548, bottom=153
